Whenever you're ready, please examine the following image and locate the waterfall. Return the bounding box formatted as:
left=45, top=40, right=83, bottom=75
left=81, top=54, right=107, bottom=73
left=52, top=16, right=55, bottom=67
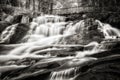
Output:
left=1, top=15, right=120, bottom=80
left=22, top=15, right=67, bottom=42
left=50, top=68, right=76, bottom=80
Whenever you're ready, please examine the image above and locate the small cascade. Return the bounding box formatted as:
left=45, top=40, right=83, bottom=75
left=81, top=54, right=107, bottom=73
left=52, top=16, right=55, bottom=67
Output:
left=64, top=20, right=84, bottom=35
left=21, top=14, right=30, bottom=24
left=35, top=23, right=50, bottom=36
left=50, top=68, right=77, bottom=80
left=102, top=24, right=120, bottom=38
left=96, top=20, right=120, bottom=39
left=34, top=22, right=66, bottom=37
left=49, top=22, right=66, bottom=36
left=49, top=57, right=97, bottom=80
left=76, top=41, right=100, bottom=58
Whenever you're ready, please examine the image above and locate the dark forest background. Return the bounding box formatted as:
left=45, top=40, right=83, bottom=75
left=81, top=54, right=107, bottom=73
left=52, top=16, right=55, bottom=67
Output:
left=0, top=0, right=120, bottom=28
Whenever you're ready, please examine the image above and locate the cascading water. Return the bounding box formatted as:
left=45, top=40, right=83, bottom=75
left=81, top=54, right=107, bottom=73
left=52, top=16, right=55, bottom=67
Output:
left=21, top=15, right=67, bottom=42
left=1, top=15, right=120, bottom=80
left=96, top=20, right=120, bottom=39
left=50, top=68, right=76, bottom=80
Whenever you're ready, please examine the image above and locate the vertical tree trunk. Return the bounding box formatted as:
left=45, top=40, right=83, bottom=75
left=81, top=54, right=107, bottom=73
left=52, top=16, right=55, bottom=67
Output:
left=33, top=0, right=35, bottom=11
left=50, top=1, right=53, bottom=14
left=38, top=0, right=41, bottom=11
left=26, top=0, right=30, bottom=9
left=26, top=0, right=28, bottom=9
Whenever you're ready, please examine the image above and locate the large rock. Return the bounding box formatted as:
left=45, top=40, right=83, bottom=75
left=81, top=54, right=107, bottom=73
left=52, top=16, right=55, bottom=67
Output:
left=0, top=23, right=30, bottom=44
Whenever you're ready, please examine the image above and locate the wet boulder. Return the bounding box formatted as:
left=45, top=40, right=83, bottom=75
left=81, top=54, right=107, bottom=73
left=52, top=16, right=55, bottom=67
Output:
left=11, top=14, right=23, bottom=24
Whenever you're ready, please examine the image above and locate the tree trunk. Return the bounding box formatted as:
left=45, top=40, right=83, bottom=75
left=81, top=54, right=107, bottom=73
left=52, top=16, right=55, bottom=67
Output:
left=38, top=0, right=41, bottom=11
left=33, top=0, right=35, bottom=11
left=49, top=1, right=53, bottom=14
left=26, top=0, right=30, bottom=9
